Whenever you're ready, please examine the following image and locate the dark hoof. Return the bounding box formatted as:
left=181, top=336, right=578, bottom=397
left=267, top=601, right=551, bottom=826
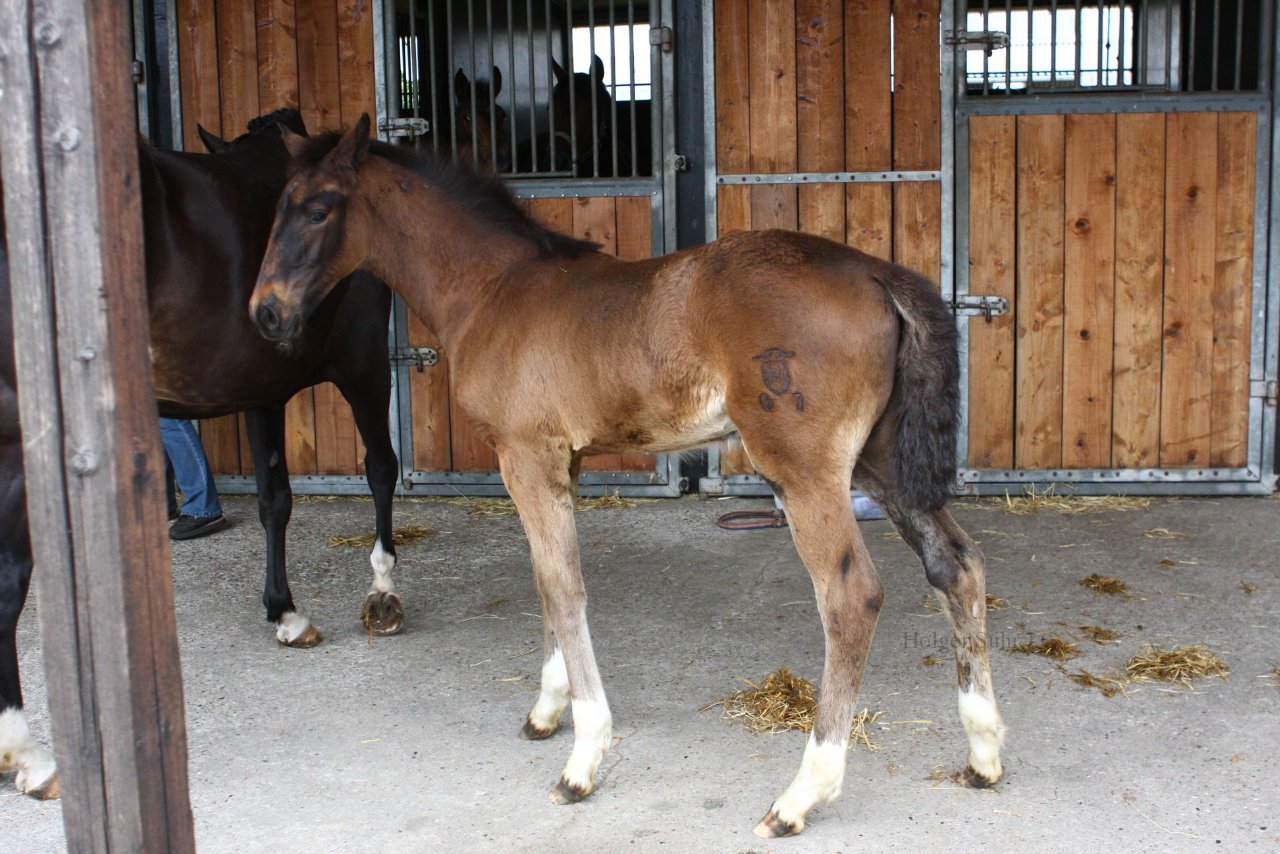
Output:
left=520, top=717, right=559, bottom=741
left=962, top=765, right=999, bottom=788
left=753, top=808, right=801, bottom=838
left=361, top=591, right=405, bottom=636
left=26, top=774, right=61, bottom=800
left=550, top=776, right=592, bottom=804
left=278, top=623, right=324, bottom=649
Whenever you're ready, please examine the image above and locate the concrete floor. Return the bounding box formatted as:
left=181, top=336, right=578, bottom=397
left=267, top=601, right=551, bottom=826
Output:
left=3, top=493, right=1279, bottom=853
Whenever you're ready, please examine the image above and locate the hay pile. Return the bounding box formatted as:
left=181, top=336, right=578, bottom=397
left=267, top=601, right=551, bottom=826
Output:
left=1067, top=644, right=1230, bottom=697
left=1009, top=637, right=1080, bottom=660
left=1079, top=573, right=1127, bottom=595
left=957, top=488, right=1151, bottom=516
left=706, top=667, right=884, bottom=749
left=329, top=524, right=436, bottom=548
left=920, top=594, right=1007, bottom=612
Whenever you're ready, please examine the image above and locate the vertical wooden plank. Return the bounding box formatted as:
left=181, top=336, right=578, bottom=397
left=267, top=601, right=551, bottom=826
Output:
left=407, top=313, right=452, bottom=472
left=892, top=0, right=940, bottom=172
left=750, top=185, right=799, bottom=231
left=284, top=388, right=319, bottom=474
left=297, top=0, right=342, bottom=132
left=1161, top=113, right=1218, bottom=467
left=1015, top=114, right=1066, bottom=469
left=176, top=0, right=222, bottom=147
left=714, top=0, right=751, bottom=174
left=615, top=196, right=652, bottom=261
left=1112, top=113, right=1167, bottom=468
left=337, top=0, right=376, bottom=127
left=843, top=0, right=892, bottom=259
left=257, top=0, right=300, bottom=111
left=797, top=0, right=844, bottom=242
left=893, top=182, right=940, bottom=280
left=718, top=185, right=752, bottom=235
left=217, top=0, right=260, bottom=135
left=748, top=0, right=797, bottom=174
left=967, top=116, right=1017, bottom=469
left=1210, top=111, right=1256, bottom=467
left=1062, top=114, right=1117, bottom=468
left=845, top=0, right=892, bottom=173
left=0, top=0, right=195, bottom=844
left=200, top=415, right=242, bottom=474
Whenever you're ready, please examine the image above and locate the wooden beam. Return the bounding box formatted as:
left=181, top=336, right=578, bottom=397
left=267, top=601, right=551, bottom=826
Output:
left=0, top=1, right=194, bottom=851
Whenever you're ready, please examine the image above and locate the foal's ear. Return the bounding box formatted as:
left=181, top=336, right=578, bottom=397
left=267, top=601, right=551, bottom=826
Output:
left=454, top=68, right=470, bottom=101
left=279, top=125, right=310, bottom=162
left=590, top=54, right=605, bottom=83
left=197, top=124, right=230, bottom=154
left=551, top=58, right=568, bottom=87
left=331, top=114, right=372, bottom=169
left=491, top=65, right=503, bottom=97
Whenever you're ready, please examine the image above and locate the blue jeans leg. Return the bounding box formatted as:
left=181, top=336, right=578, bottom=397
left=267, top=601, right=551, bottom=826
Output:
left=159, top=418, right=222, bottom=518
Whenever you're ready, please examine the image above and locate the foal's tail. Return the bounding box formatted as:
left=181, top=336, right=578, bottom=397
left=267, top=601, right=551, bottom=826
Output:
left=874, top=268, right=959, bottom=512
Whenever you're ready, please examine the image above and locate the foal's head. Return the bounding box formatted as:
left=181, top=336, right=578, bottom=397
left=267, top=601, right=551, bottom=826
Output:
left=550, top=56, right=613, bottom=174
left=453, top=67, right=510, bottom=171
left=250, top=115, right=375, bottom=344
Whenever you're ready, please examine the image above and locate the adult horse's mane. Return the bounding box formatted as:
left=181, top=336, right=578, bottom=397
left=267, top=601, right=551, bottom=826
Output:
left=296, top=133, right=599, bottom=260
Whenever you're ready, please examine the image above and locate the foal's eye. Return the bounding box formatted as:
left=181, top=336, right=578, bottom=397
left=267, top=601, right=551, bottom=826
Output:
left=462, top=115, right=472, bottom=125
left=308, top=210, right=328, bottom=224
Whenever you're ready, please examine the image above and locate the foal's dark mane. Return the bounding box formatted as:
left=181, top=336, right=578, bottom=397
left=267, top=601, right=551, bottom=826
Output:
left=297, top=134, right=599, bottom=260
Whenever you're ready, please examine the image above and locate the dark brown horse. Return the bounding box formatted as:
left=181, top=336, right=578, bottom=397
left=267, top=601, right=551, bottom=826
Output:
left=0, top=111, right=405, bottom=798
left=549, top=55, right=627, bottom=177
left=249, top=116, right=1004, bottom=838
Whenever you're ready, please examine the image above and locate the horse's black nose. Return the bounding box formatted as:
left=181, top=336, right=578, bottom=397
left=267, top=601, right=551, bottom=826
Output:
left=256, top=295, right=283, bottom=337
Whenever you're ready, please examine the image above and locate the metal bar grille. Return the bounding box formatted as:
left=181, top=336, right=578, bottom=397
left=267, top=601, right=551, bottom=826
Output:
left=390, top=0, right=653, bottom=178
left=961, top=0, right=1270, bottom=94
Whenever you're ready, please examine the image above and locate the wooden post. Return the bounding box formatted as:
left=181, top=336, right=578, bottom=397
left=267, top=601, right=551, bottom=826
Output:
left=0, top=1, right=195, bottom=851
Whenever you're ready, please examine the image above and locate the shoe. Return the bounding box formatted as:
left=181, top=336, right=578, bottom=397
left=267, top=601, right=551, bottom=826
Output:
left=170, top=514, right=228, bottom=541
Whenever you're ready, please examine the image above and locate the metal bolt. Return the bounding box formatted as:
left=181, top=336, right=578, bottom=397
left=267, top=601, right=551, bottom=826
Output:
left=77, top=346, right=96, bottom=362
left=70, top=448, right=98, bottom=475
left=54, top=126, right=80, bottom=151
left=35, top=21, right=60, bottom=47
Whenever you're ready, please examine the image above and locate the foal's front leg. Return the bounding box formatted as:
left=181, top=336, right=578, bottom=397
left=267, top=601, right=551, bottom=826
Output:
left=499, top=443, right=612, bottom=803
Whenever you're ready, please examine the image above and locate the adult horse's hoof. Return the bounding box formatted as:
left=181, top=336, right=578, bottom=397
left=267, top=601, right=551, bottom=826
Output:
left=520, top=717, right=560, bottom=740
left=550, top=776, right=592, bottom=805
left=753, top=808, right=802, bottom=839
left=361, top=591, right=405, bottom=636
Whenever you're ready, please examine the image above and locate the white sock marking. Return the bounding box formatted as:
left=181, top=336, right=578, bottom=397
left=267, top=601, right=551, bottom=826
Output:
left=369, top=541, right=397, bottom=595
left=275, top=610, right=313, bottom=644
left=958, top=686, right=1005, bottom=781
left=767, top=735, right=848, bottom=832
left=528, top=648, right=571, bottom=732
left=0, top=708, right=57, bottom=795
left=561, top=698, right=613, bottom=791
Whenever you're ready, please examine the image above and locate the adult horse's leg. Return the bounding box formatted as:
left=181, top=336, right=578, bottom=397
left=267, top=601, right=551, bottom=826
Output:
left=519, top=454, right=581, bottom=742
left=854, top=440, right=1005, bottom=788
left=499, top=442, right=611, bottom=803
left=0, top=450, right=58, bottom=797
left=244, top=406, right=321, bottom=647
left=740, top=429, right=883, bottom=838
left=337, top=377, right=403, bottom=636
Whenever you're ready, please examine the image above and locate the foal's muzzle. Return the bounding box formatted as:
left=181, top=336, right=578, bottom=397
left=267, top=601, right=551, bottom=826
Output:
left=253, top=292, right=301, bottom=342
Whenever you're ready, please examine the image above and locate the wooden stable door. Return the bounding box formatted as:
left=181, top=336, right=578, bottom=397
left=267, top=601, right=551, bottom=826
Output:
left=965, top=111, right=1258, bottom=474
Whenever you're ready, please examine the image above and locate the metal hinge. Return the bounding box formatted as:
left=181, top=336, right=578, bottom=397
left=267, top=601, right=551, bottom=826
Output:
left=944, top=30, right=1009, bottom=56
left=672, top=153, right=690, bottom=172
left=649, top=26, right=673, bottom=54
left=1252, top=380, right=1278, bottom=404
left=952, top=294, right=1009, bottom=320
left=132, top=60, right=145, bottom=84
left=379, top=118, right=431, bottom=140
left=391, top=347, right=439, bottom=371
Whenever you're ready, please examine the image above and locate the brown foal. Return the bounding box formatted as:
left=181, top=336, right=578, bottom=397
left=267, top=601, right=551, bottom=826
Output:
left=249, top=116, right=1005, bottom=838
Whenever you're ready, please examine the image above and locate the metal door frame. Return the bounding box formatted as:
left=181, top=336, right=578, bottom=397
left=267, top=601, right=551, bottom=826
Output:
left=951, top=0, right=1279, bottom=495
left=375, top=0, right=685, bottom=497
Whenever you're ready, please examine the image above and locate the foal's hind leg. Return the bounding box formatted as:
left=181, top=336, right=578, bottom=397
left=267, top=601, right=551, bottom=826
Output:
left=499, top=443, right=611, bottom=803
left=855, top=450, right=1005, bottom=786
left=340, top=377, right=403, bottom=636
left=244, top=407, right=321, bottom=647
left=743, top=448, right=884, bottom=838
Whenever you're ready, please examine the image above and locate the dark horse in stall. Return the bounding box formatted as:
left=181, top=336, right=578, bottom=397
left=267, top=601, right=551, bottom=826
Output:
left=0, top=111, right=404, bottom=798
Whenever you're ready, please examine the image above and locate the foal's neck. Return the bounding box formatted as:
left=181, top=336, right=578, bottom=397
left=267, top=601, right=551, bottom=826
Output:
left=362, top=159, right=538, bottom=348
